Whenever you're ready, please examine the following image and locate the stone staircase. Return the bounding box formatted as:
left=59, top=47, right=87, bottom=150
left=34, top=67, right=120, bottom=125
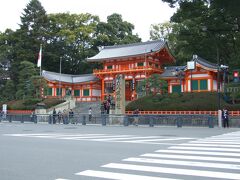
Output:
left=73, top=101, right=102, bottom=115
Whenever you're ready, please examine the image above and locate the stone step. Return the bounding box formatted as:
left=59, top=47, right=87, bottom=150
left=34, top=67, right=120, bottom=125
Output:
left=74, top=101, right=101, bottom=114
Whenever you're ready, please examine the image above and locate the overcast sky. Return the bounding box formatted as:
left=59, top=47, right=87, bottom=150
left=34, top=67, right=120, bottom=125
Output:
left=0, top=0, right=176, bottom=41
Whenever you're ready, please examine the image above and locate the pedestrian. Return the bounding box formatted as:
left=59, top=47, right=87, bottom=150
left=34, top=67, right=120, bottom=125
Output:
left=30, top=111, right=36, bottom=123
left=69, top=109, right=74, bottom=124
left=52, top=108, right=57, bottom=124
left=107, top=94, right=111, bottom=104
left=57, top=110, right=62, bottom=124
left=88, top=107, right=92, bottom=121
left=132, top=108, right=139, bottom=126
left=106, top=100, right=110, bottom=114
left=63, top=109, right=68, bottom=124
left=103, top=101, right=107, bottom=113
left=222, top=107, right=229, bottom=128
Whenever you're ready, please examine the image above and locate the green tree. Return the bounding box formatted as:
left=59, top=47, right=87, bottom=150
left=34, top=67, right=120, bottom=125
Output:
left=16, top=61, right=37, bottom=99
left=160, top=0, right=240, bottom=68
left=45, top=13, right=99, bottom=74
left=31, top=76, right=47, bottom=98
left=0, top=80, right=15, bottom=101
left=94, top=13, right=141, bottom=47
left=0, top=29, right=15, bottom=85
left=136, top=74, right=168, bottom=97
left=9, top=0, right=48, bottom=85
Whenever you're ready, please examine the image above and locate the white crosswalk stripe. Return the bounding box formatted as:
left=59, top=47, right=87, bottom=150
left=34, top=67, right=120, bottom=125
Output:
left=4, top=133, right=193, bottom=145
left=102, top=163, right=240, bottom=179
left=74, top=131, right=240, bottom=180
left=76, top=170, right=181, bottom=180
left=123, top=157, right=240, bottom=170
left=169, top=146, right=240, bottom=152
left=155, top=149, right=240, bottom=157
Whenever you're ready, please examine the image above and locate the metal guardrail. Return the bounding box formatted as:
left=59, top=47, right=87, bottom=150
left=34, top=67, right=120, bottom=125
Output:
left=0, top=113, right=231, bottom=128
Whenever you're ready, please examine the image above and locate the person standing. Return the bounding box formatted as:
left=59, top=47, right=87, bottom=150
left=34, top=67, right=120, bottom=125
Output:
left=222, top=107, right=229, bottom=128
left=106, top=100, right=110, bottom=114
left=52, top=108, right=57, bottom=124
left=132, top=108, right=139, bottom=126
left=57, top=110, right=62, bottom=124
left=63, top=109, right=68, bottom=124
left=88, top=107, right=92, bottom=121
left=69, top=109, right=74, bottom=124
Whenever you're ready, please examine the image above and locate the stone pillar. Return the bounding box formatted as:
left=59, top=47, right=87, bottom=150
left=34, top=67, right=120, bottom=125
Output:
left=35, top=103, right=47, bottom=123
left=115, top=74, right=125, bottom=114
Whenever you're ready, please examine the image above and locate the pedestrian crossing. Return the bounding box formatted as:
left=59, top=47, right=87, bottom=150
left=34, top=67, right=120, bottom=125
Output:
left=3, top=133, right=195, bottom=145
left=5, top=131, right=240, bottom=179
left=72, top=131, right=240, bottom=180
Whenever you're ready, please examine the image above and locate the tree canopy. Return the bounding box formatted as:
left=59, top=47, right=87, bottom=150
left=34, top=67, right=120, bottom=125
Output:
left=151, top=0, right=240, bottom=67
left=0, top=0, right=141, bottom=101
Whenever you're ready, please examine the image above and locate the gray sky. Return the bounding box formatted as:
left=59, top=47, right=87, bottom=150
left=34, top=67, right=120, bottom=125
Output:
left=0, top=0, right=175, bottom=41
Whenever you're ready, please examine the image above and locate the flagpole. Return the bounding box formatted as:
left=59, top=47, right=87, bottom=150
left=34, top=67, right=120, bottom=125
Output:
left=59, top=57, right=62, bottom=98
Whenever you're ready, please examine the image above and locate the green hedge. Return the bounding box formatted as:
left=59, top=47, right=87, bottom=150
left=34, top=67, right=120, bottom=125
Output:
left=126, top=92, right=240, bottom=111
left=1, top=98, right=65, bottom=110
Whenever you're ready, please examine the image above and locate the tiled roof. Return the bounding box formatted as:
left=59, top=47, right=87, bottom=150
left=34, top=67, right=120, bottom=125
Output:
left=160, top=66, right=186, bottom=78
left=42, top=70, right=98, bottom=84
left=87, top=40, right=170, bottom=62
left=193, top=56, right=218, bottom=70
left=160, top=56, right=219, bottom=78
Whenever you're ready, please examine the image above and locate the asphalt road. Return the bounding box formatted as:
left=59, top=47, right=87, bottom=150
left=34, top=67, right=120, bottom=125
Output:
left=0, top=122, right=239, bottom=180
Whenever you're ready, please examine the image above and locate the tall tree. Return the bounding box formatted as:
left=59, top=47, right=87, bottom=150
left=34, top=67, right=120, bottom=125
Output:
left=160, top=0, right=240, bottom=68
left=10, top=0, right=48, bottom=85
left=94, top=13, right=141, bottom=47
left=45, top=13, right=100, bottom=74
left=16, top=61, right=37, bottom=99
left=0, top=30, right=13, bottom=84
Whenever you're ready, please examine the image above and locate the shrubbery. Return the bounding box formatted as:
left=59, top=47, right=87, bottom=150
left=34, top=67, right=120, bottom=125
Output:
left=126, top=92, right=240, bottom=111
left=1, top=98, right=65, bottom=110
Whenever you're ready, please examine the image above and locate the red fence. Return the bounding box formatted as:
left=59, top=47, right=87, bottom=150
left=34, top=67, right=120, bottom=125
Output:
left=7, top=110, right=33, bottom=114
left=5, top=110, right=240, bottom=116
left=126, top=111, right=240, bottom=116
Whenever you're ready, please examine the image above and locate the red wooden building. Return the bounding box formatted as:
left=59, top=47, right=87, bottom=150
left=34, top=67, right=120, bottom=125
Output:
left=42, top=40, right=223, bottom=102
left=160, top=55, right=221, bottom=93
left=87, top=40, right=175, bottom=101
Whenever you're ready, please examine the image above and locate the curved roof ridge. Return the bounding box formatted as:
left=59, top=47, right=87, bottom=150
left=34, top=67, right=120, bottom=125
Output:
left=104, top=39, right=164, bottom=49
left=196, top=56, right=218, bottom=67
left=42, top=70, right=94, bottom=78
left=87, top=39, right=173, bottom=62
left=42, top=70, right=98, bottom=84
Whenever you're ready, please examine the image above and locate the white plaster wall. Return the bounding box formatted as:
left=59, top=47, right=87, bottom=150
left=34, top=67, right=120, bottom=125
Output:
left=188, top=74, right=209, bottom=78
left=188, top=80, right=191, bottom=92
left=208, top=79, right=211, bottom=91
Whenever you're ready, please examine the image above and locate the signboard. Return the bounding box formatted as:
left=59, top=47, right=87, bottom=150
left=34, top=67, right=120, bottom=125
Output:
left=187, top=61, right=196, bottom=70
left=2, top=104, right=7, bottom=119
left=2, top=104, right=7, bottom=114
left=132, top=79, right=135, bottom=90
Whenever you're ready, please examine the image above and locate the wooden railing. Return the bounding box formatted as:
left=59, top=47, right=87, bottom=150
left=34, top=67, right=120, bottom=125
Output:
left=126, top=110, right=240, bottom=116
left=93, top=66, right=162, bottom=75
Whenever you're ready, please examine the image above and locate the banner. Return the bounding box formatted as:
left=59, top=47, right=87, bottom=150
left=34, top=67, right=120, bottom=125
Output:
left=37, top=44, right=42, bottom=67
